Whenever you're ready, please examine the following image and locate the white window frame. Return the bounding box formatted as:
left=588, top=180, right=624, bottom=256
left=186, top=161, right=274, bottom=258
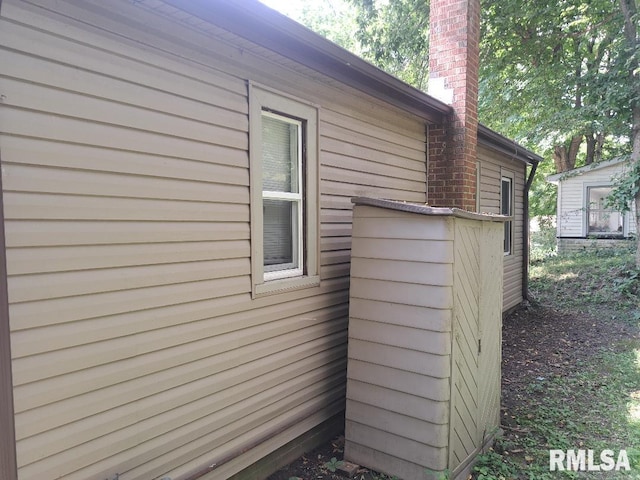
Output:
left=261, top=111, right=304, bottom=279
left=584, top=183, right=627, bottom=237
left=501, top=174, right=514, bottom=256
left=249, top=83, right=319, bottom=297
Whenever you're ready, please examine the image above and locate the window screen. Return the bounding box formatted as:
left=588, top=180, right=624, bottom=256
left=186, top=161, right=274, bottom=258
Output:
left=587, top=186, right=623, bottom=235
left=261, top=112, right=303, bottom=274
left=501, top=177, right=513, bottom=254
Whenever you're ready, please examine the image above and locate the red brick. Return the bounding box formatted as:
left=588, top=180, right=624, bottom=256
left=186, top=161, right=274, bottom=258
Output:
left=428, top=0, right=480, bottom=211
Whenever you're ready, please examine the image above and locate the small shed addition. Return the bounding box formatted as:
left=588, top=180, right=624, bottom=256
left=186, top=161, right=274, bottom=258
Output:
left=547, top=158, right=638, bottom=252
left=345, top=198, right=505, bottom=480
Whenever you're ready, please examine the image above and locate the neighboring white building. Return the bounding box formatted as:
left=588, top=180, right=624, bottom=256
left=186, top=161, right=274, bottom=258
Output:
left=547, top=158, right=637, bottom=252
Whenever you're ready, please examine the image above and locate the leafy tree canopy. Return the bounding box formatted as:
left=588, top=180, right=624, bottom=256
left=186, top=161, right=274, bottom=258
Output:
left=280, top=0, right=637, bottom=222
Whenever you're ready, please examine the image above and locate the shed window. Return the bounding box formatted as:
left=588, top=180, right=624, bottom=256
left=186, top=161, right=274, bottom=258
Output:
left=501, top=176, right=513, bottom=255
left=249, top=84, right=319, bottom=297
left=587, top=186, right=624, bottom=236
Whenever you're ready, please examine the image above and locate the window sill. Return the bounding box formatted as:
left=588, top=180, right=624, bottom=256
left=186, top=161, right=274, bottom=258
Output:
left=253, top=274, right=320, bottom=298
left=587, top=233, right=625, bottom=239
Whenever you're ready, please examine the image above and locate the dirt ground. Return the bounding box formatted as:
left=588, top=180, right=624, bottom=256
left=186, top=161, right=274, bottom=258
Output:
left=267, top=300, right=638, bottom=480
left=500, top=301, right=636, bottom=428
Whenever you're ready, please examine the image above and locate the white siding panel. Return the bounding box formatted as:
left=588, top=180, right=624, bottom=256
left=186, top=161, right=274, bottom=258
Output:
left=556, top=162, right=638, bottom=239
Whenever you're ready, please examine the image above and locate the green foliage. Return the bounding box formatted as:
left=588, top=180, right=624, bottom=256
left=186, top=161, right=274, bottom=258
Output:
left=349, top=0, right=430, bottom=89
left=472, top=448, right=518, bottom=480
left=606, top=157, right=640, bottom=214
left=528, top=159, right=557, bottom=217
left=475, top=252, right=640, bottom=480
left=530, top=247, right=639, bottom=313
left=296, top=0, right=362, bottom=54
left=612, top=267, right=640, bottom=298
left=342, top=0, right=636, bottom=167
left=480, top=0, right=633, bottom=165
left=530, top=216, right=557, bottom=263
left=323, top=456, right=344, bottom=473
left=424, top=467, right=449, bottom=480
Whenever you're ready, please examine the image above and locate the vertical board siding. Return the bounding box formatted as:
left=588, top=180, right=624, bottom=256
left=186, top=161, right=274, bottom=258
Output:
left=449, top=219, right=503, bottom=476
left=477, top=145, right=526, bottom=312
left=476, top=222, right=503, bottom=444
left=0, top=1, right=428, bottom=478
left=449, top=220, right=480, bottom=465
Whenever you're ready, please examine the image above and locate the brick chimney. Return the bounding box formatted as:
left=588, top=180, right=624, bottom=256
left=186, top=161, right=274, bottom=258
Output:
left=427, top=0, right=480, bottom=211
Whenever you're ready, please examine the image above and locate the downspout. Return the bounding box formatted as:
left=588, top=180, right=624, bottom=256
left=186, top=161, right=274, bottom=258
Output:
left=522, top=161, right=538, bottom=302
left=425, top=123, right=430, bottom=204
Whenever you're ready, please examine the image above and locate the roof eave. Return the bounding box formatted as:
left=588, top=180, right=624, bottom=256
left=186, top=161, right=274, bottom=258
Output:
left=162, top=0, right=451, bottom=123
left=546, top=156, right=628, bottom=183
left=477, top=124, right=542, bottom=166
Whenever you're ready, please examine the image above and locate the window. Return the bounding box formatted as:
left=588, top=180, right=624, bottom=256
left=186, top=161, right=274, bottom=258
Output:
left=249, top=84, right=319, bottom=297
left=587, top=186, right=624, bottom=236
left=262, top=112, right=303, bottom=277
left=501, top=176, right=513, bottom=255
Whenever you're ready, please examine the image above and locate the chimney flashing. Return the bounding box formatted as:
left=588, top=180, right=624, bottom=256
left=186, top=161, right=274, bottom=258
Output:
left=428, top=77, right=454, bottom=105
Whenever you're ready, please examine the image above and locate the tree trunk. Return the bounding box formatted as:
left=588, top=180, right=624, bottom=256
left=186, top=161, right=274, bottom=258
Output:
left=585, top=132, right=605, bottom=166
left=553, top=135, right=582, bottom=173
left=595, top=133, right=604, bottom=164
left=636, top=191, right=640, bottom=267
left=585, top=135, right=595, bottom=166
left=619, top=0, right=639, bottom=266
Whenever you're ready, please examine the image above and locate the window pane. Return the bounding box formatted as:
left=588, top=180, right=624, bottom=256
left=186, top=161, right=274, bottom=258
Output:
left=504, top=222, right=511, bottom=253
left=501, top=179, right=511, bottom=216
left=588, top=187, right=623, bottom=234
left=263, top=199, right=298, bottom=270
left=501, top=177, right=512, bottom=254
left=262, top=114, right=299, bottom=193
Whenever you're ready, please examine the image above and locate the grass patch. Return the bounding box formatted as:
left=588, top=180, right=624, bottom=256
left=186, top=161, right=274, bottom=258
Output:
left=474, top=249, right=640, bottom=479
left=530, top=218, right=558, bottom=264
left=529, top=246, right=639, bottom=316
left=502, top=349, right=640, bottom=478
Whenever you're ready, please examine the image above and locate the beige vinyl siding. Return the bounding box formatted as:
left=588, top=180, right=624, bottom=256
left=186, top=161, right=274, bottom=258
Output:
left=0, top=1, right=427, bottom=479
left=477, top=145, right=526, bottom=312
left=345, top=203, right=503, bottom=480
left=346, top=206, right=453, bottom=479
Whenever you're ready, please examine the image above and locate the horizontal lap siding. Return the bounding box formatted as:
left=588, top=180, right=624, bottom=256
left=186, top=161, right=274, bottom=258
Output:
left=345, top=208, right=452, bottom=475
left=557, top=163, right=638, bottom=237
left=319, top=110, right=427, bottom=279
left=557, top=179, right=584, bottom=237
left=0, top=1, right=427, bottom=479
left=478, top=146, right=526, bottom=312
